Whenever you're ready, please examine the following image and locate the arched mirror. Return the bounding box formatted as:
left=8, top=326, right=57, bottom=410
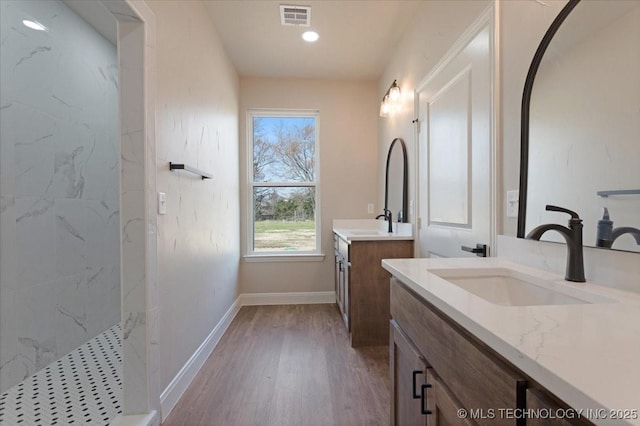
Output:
left=384, top=137, right=408, bottom=224
left=518, top=0, right=640, bottom=252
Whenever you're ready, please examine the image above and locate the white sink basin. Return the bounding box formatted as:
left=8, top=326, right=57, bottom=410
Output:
left=430, top=268, right=615, bottom=306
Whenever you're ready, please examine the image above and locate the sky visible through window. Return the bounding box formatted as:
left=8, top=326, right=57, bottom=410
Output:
left=253, top=116, right=315, bottom=182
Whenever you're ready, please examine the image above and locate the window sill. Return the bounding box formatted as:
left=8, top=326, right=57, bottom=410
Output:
left=243, top=253, right=326, bottom=263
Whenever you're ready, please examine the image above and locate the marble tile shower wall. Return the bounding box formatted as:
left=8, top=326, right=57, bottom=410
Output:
left=0, top=0, right=120, bottom=393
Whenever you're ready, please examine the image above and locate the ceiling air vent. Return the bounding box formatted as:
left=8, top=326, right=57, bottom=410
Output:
left=280, top=5, right=311, bottom=27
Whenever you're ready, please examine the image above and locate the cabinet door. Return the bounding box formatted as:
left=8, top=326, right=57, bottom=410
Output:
left=391, top=320, right=429, bottom=426
left=335, top=254, right=342, bottom=309
left=526, top=389, right=592, bottom=426
left=426, top=369, right=474, bottom=426
left=343, top=262, right=350, bottom=330
left=336, top=255, right=350, bottom=330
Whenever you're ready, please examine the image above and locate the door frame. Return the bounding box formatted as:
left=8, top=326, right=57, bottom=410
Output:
left=95, top=0, right=159, bottom=422
left=413, top=3, right=500, bottom=258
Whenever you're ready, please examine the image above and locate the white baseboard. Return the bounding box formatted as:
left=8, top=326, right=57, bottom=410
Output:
left=159, top=297, right=242, bottom=421
left=110, top=411, right=158, bottom=426
left=159, top=291, right=335, bottom=421
left=240, top=291, right=335, bottom=305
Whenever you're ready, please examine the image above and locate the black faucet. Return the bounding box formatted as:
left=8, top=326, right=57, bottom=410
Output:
left=375, top=209, right=393, bottom=233
left=526, top=205, right=585, bottom=282
left=610, top=227, right=640, bottom=247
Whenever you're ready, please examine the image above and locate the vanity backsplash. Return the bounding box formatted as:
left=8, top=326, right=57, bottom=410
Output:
left=497, top=235, right=640, bottom=294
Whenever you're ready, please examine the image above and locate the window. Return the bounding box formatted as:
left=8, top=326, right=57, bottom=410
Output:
left=247, top=110, right=320, bottom=257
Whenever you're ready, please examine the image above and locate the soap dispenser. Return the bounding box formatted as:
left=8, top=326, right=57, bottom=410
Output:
left=596, top=207, right=613, bottom=248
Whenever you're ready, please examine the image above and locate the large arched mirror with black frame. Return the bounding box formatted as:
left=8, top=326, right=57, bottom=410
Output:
left=518, top=0, right=640, bottom=253
left=381, top=137, right=408, bottom=228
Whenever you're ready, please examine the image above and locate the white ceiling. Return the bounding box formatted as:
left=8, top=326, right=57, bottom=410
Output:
left=204, top=0, right=424, bottom=80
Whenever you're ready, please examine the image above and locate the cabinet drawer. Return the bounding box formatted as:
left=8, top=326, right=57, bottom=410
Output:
left=391, top=278, right=525, bottom=426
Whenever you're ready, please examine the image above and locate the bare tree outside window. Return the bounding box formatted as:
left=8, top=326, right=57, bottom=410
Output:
left=252, top=119, right=274, bottom=221
left=250, top=113, right=319, bottom=253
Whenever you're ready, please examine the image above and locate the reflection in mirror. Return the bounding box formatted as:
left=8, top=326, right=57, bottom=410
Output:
left=383, top=138, right=408, bottom=225
left=519, top=0, right=640, bottom=252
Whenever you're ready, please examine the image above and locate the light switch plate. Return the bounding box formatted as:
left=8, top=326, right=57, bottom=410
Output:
left=367, top=203, right=374, bottom=214
left=158, top=192, right=167, bottom=215
left=506, top=190, right=519, bottom=218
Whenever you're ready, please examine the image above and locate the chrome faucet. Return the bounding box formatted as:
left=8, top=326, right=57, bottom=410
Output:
left=376, top=209, right=393, bottom=233
left=526, top=205, right=585, bottom=282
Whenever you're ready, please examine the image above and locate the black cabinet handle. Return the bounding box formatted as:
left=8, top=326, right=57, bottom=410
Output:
left=412, top=370, right=423, bottom=399
left=516, top=380, right=528, bottom=426
left=420, top=383, right=433, bottom=415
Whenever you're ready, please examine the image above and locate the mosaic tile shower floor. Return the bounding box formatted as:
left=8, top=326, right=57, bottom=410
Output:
left=0, top=324, right=122, bottom=425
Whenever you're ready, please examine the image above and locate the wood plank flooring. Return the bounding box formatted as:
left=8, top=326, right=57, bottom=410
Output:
left=162, top=304, right=390, bottom=426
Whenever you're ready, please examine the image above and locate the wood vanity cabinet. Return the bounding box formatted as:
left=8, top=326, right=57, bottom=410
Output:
left=390, top=277, right=594, bottom=426
left=334, top=233, right=413, bottom=347
left=391, top=319, right=473, bottom=426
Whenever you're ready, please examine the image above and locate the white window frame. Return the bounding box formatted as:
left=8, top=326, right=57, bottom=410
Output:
left=245, top=109, right=323, bottom=261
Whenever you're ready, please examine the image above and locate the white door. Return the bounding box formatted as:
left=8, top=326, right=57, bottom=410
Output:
left=416, top=10, right=496, bottom=258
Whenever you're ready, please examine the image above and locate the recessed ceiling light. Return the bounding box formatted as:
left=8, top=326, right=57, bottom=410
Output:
left=302, top=30, right=319, bottom=43
left=22, top=19, right=47, bottom=31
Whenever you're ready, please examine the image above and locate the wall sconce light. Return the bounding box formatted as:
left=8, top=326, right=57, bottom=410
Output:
left=380, top=80, right=401, bottom=117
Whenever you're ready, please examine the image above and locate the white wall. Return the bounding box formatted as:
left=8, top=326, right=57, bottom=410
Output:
left=377, top=0, right=491, bottom=226
left=239, top=77, right=379, bottom=294
left=146, top=0, right=241, bottom=395
left=0, top=0, right=120, bottom=393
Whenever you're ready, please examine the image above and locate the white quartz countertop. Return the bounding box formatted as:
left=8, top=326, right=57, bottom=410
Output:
left=382, top=257, right=640, bottom=426
left=332, top=219, right=413, bottom=242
